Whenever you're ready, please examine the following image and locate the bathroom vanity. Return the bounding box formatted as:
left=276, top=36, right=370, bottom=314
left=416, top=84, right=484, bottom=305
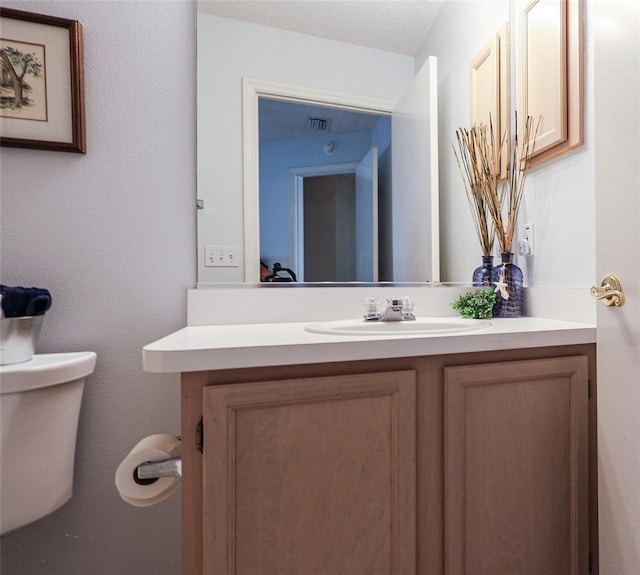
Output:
left=144, top=316, right=598, bottom=575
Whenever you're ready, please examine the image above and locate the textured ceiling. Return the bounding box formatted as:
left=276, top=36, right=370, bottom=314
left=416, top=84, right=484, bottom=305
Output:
left=197, top=0, right=446, bottom=56
left=259, top=99, right=383, bottom=141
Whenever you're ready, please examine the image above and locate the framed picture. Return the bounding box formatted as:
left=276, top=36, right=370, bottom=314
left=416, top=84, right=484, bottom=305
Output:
left=0, top=8, right=85, bottom=153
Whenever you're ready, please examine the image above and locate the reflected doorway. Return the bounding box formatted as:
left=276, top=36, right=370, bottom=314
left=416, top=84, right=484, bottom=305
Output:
left=302, top=173, right=357, bottom=282
left=292, top=146, right=378, bottom=282
left=259, top=98, right=387, bottom=283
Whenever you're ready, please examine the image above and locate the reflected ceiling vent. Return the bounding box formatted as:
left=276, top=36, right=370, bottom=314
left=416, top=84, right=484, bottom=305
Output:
left=306, top=117, right=330, bottom=131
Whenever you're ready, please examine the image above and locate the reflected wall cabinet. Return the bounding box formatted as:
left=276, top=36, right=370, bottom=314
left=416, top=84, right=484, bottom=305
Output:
left=471, top=23, right=510, bottom=177
left=517, top=0, right=584, bottom=166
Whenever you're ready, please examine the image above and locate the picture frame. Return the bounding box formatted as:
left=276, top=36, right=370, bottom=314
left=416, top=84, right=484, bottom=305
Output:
left=0, top=8, right=85, bottom=153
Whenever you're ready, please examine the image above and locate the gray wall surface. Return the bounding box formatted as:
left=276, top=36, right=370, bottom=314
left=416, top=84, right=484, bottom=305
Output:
left=0, top=1, right=196, bottom=573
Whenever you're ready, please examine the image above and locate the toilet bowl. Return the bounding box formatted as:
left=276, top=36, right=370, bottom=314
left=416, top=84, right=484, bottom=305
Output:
left=0, top=351, right=96, bottom=535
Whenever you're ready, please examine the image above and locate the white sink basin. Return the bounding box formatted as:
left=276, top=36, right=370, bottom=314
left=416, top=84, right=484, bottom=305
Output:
left=305, top=317, right=492, bottom=336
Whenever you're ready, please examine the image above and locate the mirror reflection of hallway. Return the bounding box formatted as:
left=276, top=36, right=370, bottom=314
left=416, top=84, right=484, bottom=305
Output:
left=259, top=98, right=386, bottom=282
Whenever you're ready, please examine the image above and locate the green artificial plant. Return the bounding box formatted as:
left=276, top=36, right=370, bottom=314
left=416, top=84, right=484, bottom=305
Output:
left=450, top=288, right=497, bottom=319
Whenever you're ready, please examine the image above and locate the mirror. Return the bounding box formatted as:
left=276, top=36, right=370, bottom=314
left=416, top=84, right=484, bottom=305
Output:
left=196, top=1, right=511, bottom=284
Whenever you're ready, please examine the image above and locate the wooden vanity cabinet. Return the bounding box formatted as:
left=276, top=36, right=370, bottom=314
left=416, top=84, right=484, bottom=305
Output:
left=181, top=344, right=597, bottom=575
left=203, top=371, right=417, bottom=575
left=444, top=356, right=590, bottom=575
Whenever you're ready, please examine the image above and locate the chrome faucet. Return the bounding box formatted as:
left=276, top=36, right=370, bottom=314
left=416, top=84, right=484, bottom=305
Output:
left=363, top=297, right=416, bottom=322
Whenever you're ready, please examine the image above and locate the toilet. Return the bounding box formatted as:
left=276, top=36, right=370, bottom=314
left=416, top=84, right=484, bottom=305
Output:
left=0, top=351, right=96, bottom=535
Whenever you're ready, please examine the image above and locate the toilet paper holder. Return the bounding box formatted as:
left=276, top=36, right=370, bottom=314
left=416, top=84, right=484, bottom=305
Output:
left=133, top=456, right=182, bottom=485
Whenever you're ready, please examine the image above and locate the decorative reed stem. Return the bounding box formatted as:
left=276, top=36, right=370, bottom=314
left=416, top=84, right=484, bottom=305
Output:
left=496, top=113, right=540, bottom=253
left=453, top=118, right=504, bottom=256
left=454, top=113, right=541, bottom=256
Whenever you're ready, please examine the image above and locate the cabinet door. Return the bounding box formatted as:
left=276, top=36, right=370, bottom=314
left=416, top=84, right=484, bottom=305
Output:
left=517, top=0, right=584, bottom=166
left=444, top=356, right=589, bottom=575
left=202, top=370, right=416, bottom=575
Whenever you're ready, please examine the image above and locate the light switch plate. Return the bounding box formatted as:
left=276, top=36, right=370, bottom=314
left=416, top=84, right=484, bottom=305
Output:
left=205, top=245, right=239, bottom=267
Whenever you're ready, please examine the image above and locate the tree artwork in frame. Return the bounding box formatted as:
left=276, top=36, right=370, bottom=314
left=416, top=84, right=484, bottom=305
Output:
left=0, top=7, right=85, bottom=153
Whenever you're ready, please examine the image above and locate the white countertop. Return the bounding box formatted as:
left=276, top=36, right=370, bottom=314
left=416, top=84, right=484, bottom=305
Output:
left=142, top=317, right=596, bottom=373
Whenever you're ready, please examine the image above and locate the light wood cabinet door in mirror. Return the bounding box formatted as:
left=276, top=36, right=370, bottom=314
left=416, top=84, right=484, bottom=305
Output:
left=517, top=0, right=584, bottom=166
left=444, top=356, right=590, bottom=575
left=470, top=24, right=510, bottom=178
left=202, top=370, right=417, bottom=575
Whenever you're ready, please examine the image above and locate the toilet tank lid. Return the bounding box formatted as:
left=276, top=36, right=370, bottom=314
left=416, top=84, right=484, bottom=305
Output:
left=0, top=352, right=97, bottom=394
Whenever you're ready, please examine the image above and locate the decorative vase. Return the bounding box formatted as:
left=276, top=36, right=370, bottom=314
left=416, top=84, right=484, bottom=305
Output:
left=491, top=252, right=524, bottom=318
left=472, top=255, right=494, bottom=287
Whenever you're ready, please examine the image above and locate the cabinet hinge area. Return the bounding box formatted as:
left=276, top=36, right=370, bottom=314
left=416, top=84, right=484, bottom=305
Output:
left=196, top=416, right=203, bottom=453
left=588, top=379, right=592, bottom=399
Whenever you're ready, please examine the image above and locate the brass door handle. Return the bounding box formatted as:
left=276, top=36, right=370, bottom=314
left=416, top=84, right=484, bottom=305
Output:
left=591, top=275, right=625, bottom=307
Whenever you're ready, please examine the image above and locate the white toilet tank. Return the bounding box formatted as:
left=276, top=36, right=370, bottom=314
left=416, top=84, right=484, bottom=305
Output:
left=0, top=351, right=96, bottom=535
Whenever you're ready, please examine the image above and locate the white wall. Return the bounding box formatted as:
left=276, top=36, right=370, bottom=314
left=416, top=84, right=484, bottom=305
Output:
left=417, top=0, right=596, bottom=286
left=0, top=1, right=195, bottom=573
left=197, top=14, right=415, bottom=282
